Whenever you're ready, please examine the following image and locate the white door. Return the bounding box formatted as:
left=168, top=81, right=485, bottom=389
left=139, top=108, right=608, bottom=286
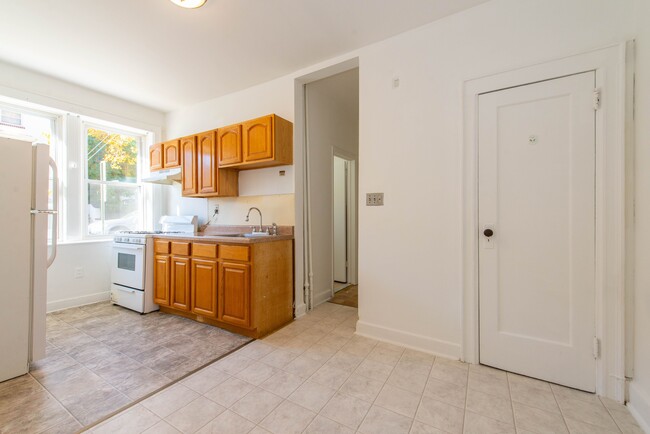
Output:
left=478, top=72, right=597, bottom=392
left=333, top=156, right=348, bottom=284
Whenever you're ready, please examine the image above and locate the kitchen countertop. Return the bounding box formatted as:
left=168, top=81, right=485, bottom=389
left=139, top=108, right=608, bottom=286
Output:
left=153, top=232, right=293, bottom=244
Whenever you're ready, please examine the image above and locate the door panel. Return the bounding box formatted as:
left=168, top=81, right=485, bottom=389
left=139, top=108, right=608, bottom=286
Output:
left=197, top=131, right=217, bottom=195
left=181, top=136, right=197, bottom=196
left=163, top=140, right=181, bottom=168
left=170, top=256, right=191, bottom=311
left=243, top=116, right=273, bottom=162
left=154, top=254, right=170, bottom=306
left=478, top=72, right=596, bottom=392
left=191, top=258, right=218, bottom=318
left=333, top=157, right=347, bottom=283
left=218, top=262, right=251, bottom=327
left=218, top=124, right=242, bottom=166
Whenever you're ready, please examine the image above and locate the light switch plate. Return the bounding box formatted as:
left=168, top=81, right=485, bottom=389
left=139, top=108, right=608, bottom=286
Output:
left=366, top=193, right=384, bottom=206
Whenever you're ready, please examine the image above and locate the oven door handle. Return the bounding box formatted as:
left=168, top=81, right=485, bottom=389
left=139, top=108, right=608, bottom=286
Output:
left=112, top=243, right=145, bottom=251
left=114, top=285, right=137, bottom=294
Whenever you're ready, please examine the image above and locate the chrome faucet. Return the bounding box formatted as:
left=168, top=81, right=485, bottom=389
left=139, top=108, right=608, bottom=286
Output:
left=245, top=207, right=264, bottom=233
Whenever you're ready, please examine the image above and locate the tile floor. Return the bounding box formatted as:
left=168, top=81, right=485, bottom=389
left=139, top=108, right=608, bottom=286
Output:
left=0, top=302, right=250, bottom=433
left=88, top=302, right=645, bottom=434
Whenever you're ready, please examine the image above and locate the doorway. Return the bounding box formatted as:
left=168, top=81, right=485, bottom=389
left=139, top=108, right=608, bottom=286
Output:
left=478, top=71, right=597, bottom=391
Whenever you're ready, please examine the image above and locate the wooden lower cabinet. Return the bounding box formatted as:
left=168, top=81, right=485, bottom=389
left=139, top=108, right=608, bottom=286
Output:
left=154, top=238, right=293, bottom=338
left=219, top=262, right=251, bottom=328
left=170, top=256, right=191, bottom=311
left=191, top=258, right=218, bottom=318
left=153, top=254, right=170, bottom=306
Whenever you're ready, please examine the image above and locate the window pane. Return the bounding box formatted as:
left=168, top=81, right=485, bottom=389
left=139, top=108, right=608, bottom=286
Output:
left=87, top=127, right=139, bottom=183
left=87, top=184, right=141, bottom=235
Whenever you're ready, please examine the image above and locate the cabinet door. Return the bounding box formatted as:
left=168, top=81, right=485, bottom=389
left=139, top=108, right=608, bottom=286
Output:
left=218, top=262, right=251, bottom=327
left=170, top=256, right=191, bottom=311
left=197, top=131, right=217, bottom=195
left=150, top=143, right=163, bottom=171
left=217, top=124, right=242, bottom=166
left=243, top=115, right=274, bottom=163
left=181, top=136, right=197, bottom=196
left=163, top=139, right=181, bottom=168
left=153, top=255, right=170, bottom=306
left=191, top=258, right=218, bottom=318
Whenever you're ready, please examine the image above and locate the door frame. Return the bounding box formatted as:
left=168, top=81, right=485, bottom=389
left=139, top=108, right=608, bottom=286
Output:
left=462, top=43, right=631, bottom=401
left=331, top=147, right=358, bottom=296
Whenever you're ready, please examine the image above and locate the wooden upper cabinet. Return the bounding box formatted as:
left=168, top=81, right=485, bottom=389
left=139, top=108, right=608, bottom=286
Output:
left=191, top=258, right=218, bottom=318
left=150, top=143, right=163, bottom=172
left=217, top=124, right=243, bottom=167
left=241, top=114, right=293, bottom=169
left=243, top=115, right=274, bottom=163
left=198, top=131, right=218, bottom=195
left=181, top=135, right=198, bottom=196
left=218, top=261, right=251, bottom=328
left=170, top=256, right=191, bottom=312
left=153, top=254, right=170, bottom=306
left=163, top=140, right=181, bottom=168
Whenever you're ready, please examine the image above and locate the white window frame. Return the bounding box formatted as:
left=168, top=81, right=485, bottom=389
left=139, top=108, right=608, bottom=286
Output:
left=82, top=121, right=147, bottom=239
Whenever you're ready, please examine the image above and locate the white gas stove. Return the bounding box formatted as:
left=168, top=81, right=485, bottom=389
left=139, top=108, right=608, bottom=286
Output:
left=110, top=216, right=197, bottom=313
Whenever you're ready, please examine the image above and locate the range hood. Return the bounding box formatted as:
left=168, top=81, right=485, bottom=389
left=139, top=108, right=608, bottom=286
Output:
left=142, top=168, right=181, bottom=185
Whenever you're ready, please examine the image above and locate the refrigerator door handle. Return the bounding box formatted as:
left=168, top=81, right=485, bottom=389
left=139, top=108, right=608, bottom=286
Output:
left=47, top=157, right=58, bottom=268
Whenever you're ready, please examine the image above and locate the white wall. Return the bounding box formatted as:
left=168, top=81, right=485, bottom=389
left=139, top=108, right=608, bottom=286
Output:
left=305, top=69, right=359, bottom=305
left=629, top=0, right=650, bottom=429
left=162, top=0, right=648, bottom=421
left=0, top=61, right=165, bottom=311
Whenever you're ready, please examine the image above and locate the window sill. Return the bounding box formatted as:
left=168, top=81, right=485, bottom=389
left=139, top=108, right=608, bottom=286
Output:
left=57, top=239, right=113, bottom=246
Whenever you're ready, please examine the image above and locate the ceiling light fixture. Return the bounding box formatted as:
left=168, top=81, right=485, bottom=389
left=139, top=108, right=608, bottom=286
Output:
left=169, top=0, right=207, bottom=9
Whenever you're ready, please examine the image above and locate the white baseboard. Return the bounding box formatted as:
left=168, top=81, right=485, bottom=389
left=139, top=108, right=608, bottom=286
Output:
left=47, top=291, right=110, bottom=313
left=356, top=320, right=461, bottom=359
left=313, top=289, right=332, bottom=307
left=628, top=381, right=650, bottom=434
left=294, top=302, right=308, bottom=318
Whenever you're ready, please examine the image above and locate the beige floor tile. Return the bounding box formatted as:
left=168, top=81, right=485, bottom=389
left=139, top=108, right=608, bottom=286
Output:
left=466, top=388, right=513, bottom=424
left=181, top=367, right=230, bottom=395
left=354, top=358, right=394, bottom=383
left=259, top=400, right=316, bottom=434
left=288, top=380, right=336, bottom=412
left=604, top=404, right=645, bottom=434
left=551, top=384, right=600, bottom=405
left=260, top=349, right=301, bottom=369
left=142, top=420, right=182, bottom=434
left=203, top=377, right=254, bottom=408
left=409, top=420, right=447, bottom=433
left=401, top=349, right=435, bottom=366
left=230, top=387, right=283, bottom=424
left=166, top=396, right=225, bottom=433
left=415, top=395, right=465, bottom=434
left=283, top=355, right=325, bottom=378
left=234, top=362, right=278, bottom=386
left=509, top=380, right=560, bottom=414
left=367, top=346, right=403, bottom=366
left=42, top=414, right=83, bottom=434
left=375, top=384, right=422, bottom=418
left=394, top=359, right=433, bottom=379
left=468, top=371, right=510, bottom=399
left=507, top=373, right=551, bottom=392
left=463, top=411, right=515, bottom=434
left=434, top=357, right=469, bottom=371
left=93, top=405, right=159, bottom=434
left=387, top=369, right=429, bottom=394
left=468, top=364, right=507, bottom=380
left=429, top=363, right=468, bottom=387
left=564, top=417, right=622, bottom=434
left=309, top=364, right=351, bottom=389
left=556, top=397, right=619, bottom=431
left=513, top=401, right=569, bottom=434
left=325, top=352, right=364, bottom=372
left=339, top=373, right=384, bottom=403
left=195, top=410, right=255, bottom=434
left=248, top=426, right=272, bottom=434
left=424, top=377, right=467, bottom=409
left=259, top=370, right=306, bottom=398
left=320, top=392, right=372, bottom=430
left=236, top=341, right=276, bottom=360
left=0, top=391, right=72, bottom=434
left=340, top=341, right=375, bottom=358
left=141, top=383, right=200, bottom=418
left=212, top=354, right=255, bottom=376
left=358, top=405, right=413, bottom=434
left=304, top=415, right=355, bottom=434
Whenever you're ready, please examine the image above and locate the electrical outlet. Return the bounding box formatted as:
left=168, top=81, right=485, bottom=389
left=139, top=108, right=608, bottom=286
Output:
left=366, top=193, right=384, bottom=206
left=213, top=205, right=219, bottom=216
left=74, top=267, right=84, bottom=279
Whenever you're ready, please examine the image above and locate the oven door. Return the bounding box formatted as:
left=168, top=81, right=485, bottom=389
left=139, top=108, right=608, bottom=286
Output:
left=111, top=243, right=145, bottom=290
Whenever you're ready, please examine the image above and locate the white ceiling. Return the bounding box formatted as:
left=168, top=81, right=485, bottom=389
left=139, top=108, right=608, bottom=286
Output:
left=0, top=0, right=489, bottom=112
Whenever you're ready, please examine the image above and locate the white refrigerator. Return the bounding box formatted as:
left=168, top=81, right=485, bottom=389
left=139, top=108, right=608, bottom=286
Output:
left=0, top=135, right=58, bottom=382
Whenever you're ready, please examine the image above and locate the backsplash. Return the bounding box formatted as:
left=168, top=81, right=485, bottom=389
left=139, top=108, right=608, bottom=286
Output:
left=206, top=194, right=295, bottom=226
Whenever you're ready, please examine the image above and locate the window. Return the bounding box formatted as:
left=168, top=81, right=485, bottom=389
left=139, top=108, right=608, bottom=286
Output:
left=85, top=125, right=144, bottom=236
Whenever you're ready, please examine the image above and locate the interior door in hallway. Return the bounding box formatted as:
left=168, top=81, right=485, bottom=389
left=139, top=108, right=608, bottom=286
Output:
left=333, top=156, right=348, bottom=284
left=478, top=71, right=597, bottom=392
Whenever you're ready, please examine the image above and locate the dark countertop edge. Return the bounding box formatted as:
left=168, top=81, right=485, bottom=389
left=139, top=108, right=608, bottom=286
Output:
left=152, top=233, right=294, bottom=244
